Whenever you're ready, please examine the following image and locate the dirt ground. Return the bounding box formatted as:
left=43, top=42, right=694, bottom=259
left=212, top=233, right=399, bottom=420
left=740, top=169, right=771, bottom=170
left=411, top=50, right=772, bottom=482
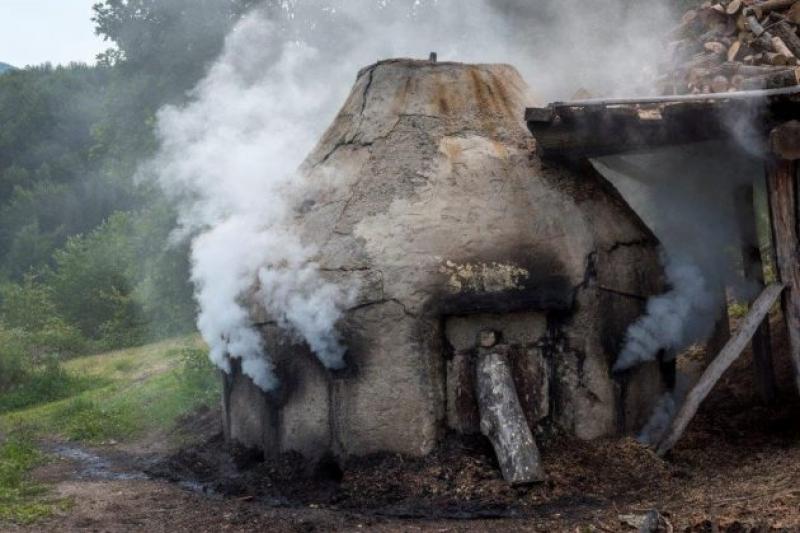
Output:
left=9, top=318, right=800, bottom=532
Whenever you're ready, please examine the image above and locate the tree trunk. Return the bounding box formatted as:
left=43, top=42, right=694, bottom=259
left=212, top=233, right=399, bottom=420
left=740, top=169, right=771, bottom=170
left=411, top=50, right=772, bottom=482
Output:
left=657, top=284, right=785, bottom=456
left=475, top=346, right=545, bottom=485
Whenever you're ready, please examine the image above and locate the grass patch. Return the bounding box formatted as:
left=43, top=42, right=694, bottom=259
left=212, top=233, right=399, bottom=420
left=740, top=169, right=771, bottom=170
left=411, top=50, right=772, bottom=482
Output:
left=1, top=336, right=219, bottom=445
left=0, top=360, right=108, bottom=415
left=0, top=336, right=219, bottom=526
left=0, top=436, right=58, bottom=524
left=52, top=397, right=137, bottom=442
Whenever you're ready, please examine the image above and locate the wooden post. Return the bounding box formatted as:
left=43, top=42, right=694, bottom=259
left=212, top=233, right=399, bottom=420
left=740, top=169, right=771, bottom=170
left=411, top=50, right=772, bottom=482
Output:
left=705, top=290, right=731, bottom=366
left=767, top=121, right=800, bottom=396
left=736, top=185, right=777, bottom=403
left=657, top=284, right=785, bottom=456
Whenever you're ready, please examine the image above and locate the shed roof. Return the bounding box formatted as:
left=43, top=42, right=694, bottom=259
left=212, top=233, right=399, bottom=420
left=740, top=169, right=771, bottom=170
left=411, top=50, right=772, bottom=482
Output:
left=526, top=86, right=800, bottom=159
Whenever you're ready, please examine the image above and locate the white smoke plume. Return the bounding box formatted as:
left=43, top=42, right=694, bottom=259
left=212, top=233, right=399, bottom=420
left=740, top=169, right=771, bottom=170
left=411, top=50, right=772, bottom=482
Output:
left=143, top=0, right=680, bottom=390
left=143, top=14, right=361, bottom=389
left=597, top=142, right=764, bottom=373
left=613, top=257, right=716, bottom=372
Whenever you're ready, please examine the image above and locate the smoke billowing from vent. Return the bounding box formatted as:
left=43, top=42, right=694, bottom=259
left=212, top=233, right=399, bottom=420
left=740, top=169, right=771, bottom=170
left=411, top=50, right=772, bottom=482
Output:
left=597, top=142, right=764, bottom=372
left=613, top=257, right=716, bottom=372
left=142, top=0, right=679, bottom=390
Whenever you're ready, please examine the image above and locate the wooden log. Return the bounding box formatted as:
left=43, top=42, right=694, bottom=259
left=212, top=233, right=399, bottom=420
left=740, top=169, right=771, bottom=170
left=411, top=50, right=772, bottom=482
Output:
left=736, top=185, right=777, bottom=404
left=656, top=283, right=785, bottom=456
left=772, top=21, right=800, bottom=58
left=705, top=41, right=728, bottom=55
left=744, top=11, right=777, bottom=50
left=740, top=67, right=800, bottom=89
left=728, top=0, right=744, bottom=15
left=753, top=0, right=799, bottom=18
left=669, top=9, right=701, bottom=38
left=765, top=155, right=800, bottom=395
left=475, top=346, right=545, bottom=485
left=788, top=2, right=800, bottom=24
left=728, top=40, right=743, bottom=62
left=721, top=62, right=792, bottom=76
left=772, top=36, right=796, bottom=60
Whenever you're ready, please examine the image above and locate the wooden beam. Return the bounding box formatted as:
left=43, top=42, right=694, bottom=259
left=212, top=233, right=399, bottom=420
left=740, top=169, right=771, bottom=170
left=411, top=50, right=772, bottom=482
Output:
left=736, top=185, right=777, bottom=403
left=771, top=120, right=800, bottom=160
left=765, top=156, right=800, bottom=395
left=526, top=89, right=800, bottom=160
left=656, top=283, right=785, bottom=456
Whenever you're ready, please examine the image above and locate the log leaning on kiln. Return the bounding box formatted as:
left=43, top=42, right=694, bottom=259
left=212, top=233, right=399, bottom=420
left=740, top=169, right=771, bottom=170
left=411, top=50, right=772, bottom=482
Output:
left=221, top=59, right=670, bottom=463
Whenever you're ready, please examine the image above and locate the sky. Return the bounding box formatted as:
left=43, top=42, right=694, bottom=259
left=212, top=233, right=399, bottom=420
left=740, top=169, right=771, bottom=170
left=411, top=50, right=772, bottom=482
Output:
left=1, top=1, right=108, bottom=67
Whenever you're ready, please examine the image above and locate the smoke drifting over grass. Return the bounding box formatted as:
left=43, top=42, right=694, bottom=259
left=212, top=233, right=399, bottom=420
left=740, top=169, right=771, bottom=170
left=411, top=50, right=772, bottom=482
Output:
left=143, top=0, right=678, bottom=390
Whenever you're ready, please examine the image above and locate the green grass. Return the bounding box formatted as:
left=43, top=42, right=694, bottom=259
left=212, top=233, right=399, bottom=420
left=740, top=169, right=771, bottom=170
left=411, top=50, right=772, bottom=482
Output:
left=2, top=337, right=218, bottom=441
left=0, top=436, right=61, bottom=524
left=0, top=361, right=108, bottom=415
left=0, top=335, right=219, bottom=525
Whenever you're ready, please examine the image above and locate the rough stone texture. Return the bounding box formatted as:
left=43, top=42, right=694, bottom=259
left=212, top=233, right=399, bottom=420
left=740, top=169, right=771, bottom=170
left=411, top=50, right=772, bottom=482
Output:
left=223, top=59, right=669, bottom=460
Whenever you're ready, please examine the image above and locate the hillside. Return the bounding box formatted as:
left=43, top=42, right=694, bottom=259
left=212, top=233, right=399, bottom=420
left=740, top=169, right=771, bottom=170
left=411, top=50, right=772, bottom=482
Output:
left=0, top=63, right=14, bottom=74
left=0, top=337, right=220, bottom=524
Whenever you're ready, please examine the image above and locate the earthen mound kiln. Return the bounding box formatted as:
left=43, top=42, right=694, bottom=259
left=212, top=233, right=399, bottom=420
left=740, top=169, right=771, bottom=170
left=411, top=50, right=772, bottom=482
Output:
left=222, top=59, right=669, bottom=462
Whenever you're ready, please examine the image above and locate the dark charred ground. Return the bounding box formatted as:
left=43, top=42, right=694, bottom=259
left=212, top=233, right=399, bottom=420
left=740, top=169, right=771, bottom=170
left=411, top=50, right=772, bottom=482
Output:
left=138, top=320, right=800, bottom=532
left=17, top=317, right=800, bottom=532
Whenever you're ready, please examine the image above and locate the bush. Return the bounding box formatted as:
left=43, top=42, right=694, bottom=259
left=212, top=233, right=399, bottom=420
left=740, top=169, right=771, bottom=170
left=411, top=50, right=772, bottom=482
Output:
left=0, top=326, right=31, bottom=392
left=174, top=346, right=219, bottom=405
left=53, top=397, right=136, bottom=442
left=0, top=356, right=105, bottom=415
left=0, top=278, right=86, bottom=359
left=49, top=213, right=145, bottom=346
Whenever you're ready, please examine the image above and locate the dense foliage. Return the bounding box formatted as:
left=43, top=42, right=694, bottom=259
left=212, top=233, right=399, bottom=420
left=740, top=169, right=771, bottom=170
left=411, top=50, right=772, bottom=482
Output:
left=0, top=0, right=264, bottom=390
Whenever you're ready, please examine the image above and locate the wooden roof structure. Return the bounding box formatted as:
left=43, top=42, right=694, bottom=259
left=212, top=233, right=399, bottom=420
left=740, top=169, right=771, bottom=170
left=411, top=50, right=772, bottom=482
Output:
left=525, top=88, right=800, bottom=456
left=525, top=86, right=800, bottom=160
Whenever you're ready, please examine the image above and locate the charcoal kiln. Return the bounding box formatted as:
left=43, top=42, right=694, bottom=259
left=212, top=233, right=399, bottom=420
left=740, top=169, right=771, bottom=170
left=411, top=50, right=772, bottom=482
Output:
left=221, top=59, right=671, bottom=468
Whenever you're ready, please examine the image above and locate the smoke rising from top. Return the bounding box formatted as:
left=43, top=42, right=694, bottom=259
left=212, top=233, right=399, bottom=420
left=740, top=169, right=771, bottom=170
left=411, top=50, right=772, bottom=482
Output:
left=142, top=0, right=679, bottom=390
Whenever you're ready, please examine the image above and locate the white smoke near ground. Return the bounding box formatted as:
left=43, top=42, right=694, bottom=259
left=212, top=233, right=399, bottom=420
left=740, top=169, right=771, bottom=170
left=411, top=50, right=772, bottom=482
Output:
left=142, top=0, right=680, bottom=390
left=596, top=142, right=765, bottom=373
left=637, top=371, right=694, bottom=446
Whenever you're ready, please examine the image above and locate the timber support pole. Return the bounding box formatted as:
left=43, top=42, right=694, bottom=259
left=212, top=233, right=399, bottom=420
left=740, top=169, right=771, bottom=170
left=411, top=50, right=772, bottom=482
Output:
left=736, top=185, right=777, bottom=403
left=767, top=121, right=800, bottom=396
left=657, top=284, right=785, bottom=456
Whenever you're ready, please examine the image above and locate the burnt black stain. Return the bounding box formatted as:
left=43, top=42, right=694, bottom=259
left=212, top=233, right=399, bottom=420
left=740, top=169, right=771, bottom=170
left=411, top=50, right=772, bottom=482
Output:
left=431, top=249, right=574, bottom=317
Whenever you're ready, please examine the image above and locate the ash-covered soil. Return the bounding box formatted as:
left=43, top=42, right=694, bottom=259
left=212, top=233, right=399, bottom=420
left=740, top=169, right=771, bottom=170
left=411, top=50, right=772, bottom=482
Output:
left=17, top=316, right=800, bottom=532
left=138, top=317, right=800, bottom=532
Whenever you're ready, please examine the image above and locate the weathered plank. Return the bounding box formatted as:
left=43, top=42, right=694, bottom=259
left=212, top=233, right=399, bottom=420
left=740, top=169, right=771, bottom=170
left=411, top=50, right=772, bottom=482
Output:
left=475, top=346, right=545, bottom=484
left=656, top=283, right=785, bottom=456
left=526, top=88, right=800, bottom=160
left=765, top=157, right=800, bottom=395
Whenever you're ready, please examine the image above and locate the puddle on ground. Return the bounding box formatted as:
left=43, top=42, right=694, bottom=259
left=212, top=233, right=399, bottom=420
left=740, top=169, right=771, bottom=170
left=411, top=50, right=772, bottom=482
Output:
left=50, top=444, right=149, bottom=482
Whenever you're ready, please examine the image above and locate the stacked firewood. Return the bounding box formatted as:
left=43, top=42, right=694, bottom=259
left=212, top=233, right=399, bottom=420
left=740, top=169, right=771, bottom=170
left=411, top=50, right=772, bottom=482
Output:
left=662, top=0, right=800, bottom=94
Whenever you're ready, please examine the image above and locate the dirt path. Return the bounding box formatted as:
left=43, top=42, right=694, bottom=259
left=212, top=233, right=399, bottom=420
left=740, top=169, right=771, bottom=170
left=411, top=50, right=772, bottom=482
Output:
left=8, top=329, right=800, bottom=532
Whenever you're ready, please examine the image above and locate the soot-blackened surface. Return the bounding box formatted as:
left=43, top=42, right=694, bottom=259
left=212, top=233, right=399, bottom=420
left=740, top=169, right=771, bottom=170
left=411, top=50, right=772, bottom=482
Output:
left=146, top=430, right=674, bottom=521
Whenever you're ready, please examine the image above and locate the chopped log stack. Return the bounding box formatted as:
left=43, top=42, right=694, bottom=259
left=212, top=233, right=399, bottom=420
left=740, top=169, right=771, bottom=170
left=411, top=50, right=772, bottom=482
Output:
left=663, top=0, right=800, bottom=94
